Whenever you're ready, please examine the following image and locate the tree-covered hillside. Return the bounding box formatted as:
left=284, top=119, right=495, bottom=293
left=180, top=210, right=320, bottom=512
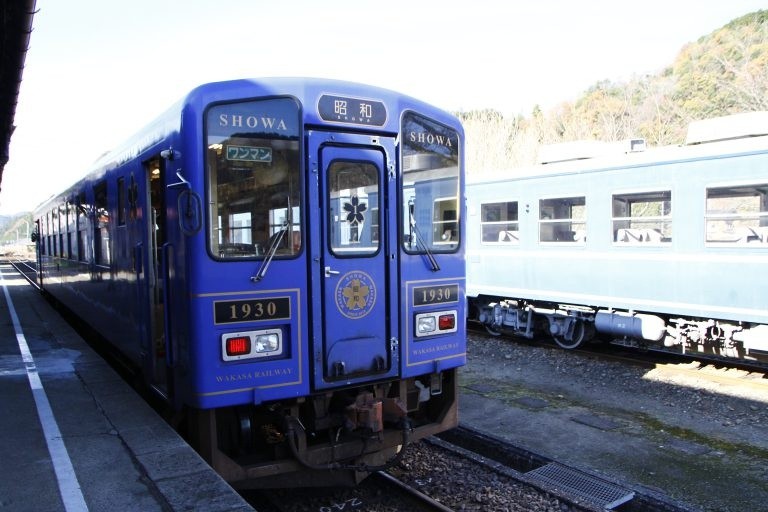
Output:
left=459, top=10, right=768, bottom=174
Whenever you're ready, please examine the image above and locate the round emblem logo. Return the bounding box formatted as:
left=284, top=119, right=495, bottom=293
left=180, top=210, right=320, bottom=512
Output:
left=335, top=270, right=377, bottom=319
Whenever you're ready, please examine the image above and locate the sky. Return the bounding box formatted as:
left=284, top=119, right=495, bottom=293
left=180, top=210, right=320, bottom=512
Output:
left=1, top=0, right=766, bottom=215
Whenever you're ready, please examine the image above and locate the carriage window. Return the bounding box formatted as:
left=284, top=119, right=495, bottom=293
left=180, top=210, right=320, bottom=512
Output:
left=401, top=112, right=461, bottom=253
left=612, top=191, right=671, bottom=244
left=371, top=207, right=379, bottom=244
left=328, top=161, right=379, bottom=256
left=129, top=175, right=138, bottom=222
left=67, top=200, right=77, bottom=260
left=432, top=198, right=457, bottom=245
left=481, top=201, right=519, bottom=244
left=117, top=177, right=126, bottom=226
left=40, top=213, right=47, bottom=256
left=59, top=204, right=68, bottom=259
left=206, top=98, right=301, bottom=259
left=47, top=211, right=53, bottom=256
left=539, top=196, right=586, bottom=243
left=706, top=184, right=768, bottom=244
left=94, top=181, right=110, bottom=266
left=51, top=207, right=60, bottom=256
left=77, top=193, right=87, bottom=262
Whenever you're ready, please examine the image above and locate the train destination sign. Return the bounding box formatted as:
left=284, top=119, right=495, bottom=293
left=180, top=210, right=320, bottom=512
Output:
left=318, top=94, right=387, bottom=126
left=226, top=145, right=273, bottom=163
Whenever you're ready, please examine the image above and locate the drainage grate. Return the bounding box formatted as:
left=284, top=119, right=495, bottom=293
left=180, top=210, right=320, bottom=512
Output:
left=525, top=462, right=635, bottom=510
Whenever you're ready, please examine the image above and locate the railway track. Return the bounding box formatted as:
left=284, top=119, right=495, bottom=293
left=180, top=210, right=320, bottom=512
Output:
left=372, top=471, right=455, bottom=511
left=243, top=467, right=458, bottom=511
left=4, top=256, right=39, bottom=290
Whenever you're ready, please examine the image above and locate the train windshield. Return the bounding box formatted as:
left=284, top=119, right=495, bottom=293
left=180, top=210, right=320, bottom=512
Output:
left=401, top=112, right=461, bottom=254
left=205, top=98, right=301, bottom=259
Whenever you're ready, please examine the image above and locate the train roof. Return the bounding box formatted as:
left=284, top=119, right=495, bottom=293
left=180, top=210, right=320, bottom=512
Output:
left=469, top=111, right=768, bottom=185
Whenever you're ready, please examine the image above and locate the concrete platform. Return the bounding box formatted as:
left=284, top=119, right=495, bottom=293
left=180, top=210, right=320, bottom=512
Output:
left=0, top=263, right=254, bottom=511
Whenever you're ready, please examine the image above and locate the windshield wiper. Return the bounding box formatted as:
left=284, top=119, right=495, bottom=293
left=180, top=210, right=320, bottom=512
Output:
left=252, top=195, right=293, bottom=282
left=409, top=213, right=440, bottom=272
left=251, top=223, right=287, bottom=282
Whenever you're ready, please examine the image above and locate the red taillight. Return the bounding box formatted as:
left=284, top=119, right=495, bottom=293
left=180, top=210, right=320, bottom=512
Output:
left=226, top=336, right=251, bottom=356
left=438, top=314, right=455, bottom=330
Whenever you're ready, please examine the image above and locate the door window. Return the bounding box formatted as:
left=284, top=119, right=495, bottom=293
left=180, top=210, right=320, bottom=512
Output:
left=328, top=161, right=379, bottom=256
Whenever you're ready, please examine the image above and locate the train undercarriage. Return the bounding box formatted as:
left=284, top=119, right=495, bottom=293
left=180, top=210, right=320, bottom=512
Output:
left=185, top=370, right=459, bottom=489
left=472, top=296, right=768, bottom=362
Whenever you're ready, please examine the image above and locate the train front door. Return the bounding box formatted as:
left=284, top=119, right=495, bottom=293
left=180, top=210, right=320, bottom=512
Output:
left=309, top=134, right=399, bottom=389
left=139, top=157, right=170, bottom=397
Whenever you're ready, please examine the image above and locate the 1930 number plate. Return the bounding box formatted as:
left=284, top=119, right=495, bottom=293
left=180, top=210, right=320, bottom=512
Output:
left=413, top=284, right=459, bottom=306
left=214, top=297, right=291, bottom=324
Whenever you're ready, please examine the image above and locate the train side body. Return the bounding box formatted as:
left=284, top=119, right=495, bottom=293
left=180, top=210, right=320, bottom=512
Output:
left=34, top=78, right=466, bottom=487
left=467, top=125, right=768, bottom=360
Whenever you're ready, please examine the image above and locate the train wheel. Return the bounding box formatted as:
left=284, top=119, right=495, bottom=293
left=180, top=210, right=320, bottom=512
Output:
left=552, top=320, right=585, bottom=349
left=485, top=324, right=502, bottom=336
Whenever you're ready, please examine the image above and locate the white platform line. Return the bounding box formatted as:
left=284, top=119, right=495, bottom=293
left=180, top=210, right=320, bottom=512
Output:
left=1, top=268, right=89, bottom=512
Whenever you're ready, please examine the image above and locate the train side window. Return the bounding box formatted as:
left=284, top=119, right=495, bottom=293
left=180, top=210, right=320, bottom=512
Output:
left=433, top=197, right=458, bottom=245
left=371, top=207, right=379, bottom=244
left=67, top=200, right=77, bottom=260
left=51, top=207, right=59, bottom=257
left=77, top=193, right=87, bottom=262
left=612, top=191, right=671, bottom=244
left=58, top=204, right=68, bottom=259
left=481, top=201, right=519, bottom=244
left=706, top=184, right=768, bottom=245
left=40, top=214, right=47, bottom=256
left=128, top=174, right=138, bottom=222
left=45, top=211, right=51, bottom=256
left=539, top=197, right=586, bottom=243
left=93, top=181, right=111, bottom=266
left=117, top=177, right=126, bottom=226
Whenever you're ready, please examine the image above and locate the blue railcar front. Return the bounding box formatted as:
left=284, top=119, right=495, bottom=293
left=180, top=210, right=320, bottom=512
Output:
left=167, top=79, right=466, bottom=486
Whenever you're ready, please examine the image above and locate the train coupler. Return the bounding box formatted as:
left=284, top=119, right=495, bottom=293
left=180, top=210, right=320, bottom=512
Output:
left=344, top=393, right=408, bottom=433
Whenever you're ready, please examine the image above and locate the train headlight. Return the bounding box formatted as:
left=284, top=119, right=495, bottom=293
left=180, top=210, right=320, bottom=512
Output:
left=254, top=333, right=279, bottom=352
left=417, top=316, right=436, bottom=334
left=221, top=329, right=282, bottom=361
left=415, top=310, right=458, bottom=338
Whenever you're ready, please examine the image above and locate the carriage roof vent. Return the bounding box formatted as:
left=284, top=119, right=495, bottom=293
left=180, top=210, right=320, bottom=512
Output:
left=537, top=138, right=645, bottom=165
left=685, top=111, right=768, bottom=145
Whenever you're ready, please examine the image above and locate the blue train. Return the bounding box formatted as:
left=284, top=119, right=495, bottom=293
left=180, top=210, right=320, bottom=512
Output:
left=467, top=112, right=768, bottom=362
left=32, top=78, right=466, bottom=487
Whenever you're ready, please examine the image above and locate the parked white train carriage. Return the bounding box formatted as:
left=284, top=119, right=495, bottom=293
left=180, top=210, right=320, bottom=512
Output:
left=467, top=112, right=768, bottom=362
